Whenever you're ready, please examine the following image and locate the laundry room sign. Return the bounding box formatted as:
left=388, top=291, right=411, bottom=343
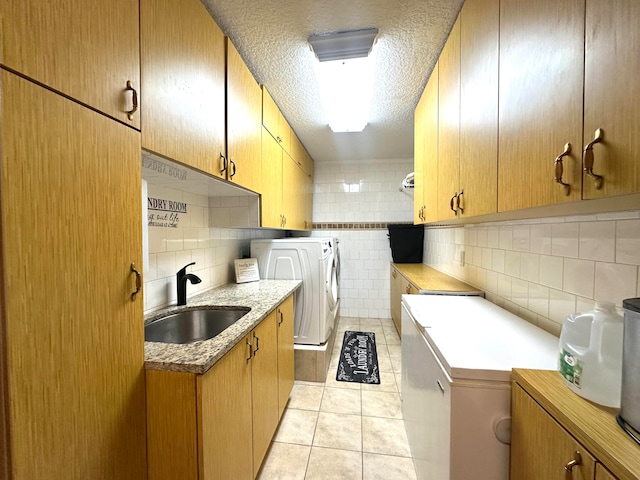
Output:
left=147, top=197, right=187, bottom=228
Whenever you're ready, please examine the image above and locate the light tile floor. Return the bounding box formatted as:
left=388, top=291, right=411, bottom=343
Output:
left=257, top=316, right=417, bottom=480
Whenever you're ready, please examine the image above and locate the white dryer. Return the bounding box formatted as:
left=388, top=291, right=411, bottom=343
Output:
left=251, top=238, right=339, bottom=346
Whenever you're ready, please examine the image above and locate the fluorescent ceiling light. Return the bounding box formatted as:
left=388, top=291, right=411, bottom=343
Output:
left=309, top=28, right=378, bottom=133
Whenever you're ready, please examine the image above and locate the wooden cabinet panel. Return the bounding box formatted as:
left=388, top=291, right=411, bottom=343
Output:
left=437, top=17, right=461, bottom=221
left=583, top=0, right=640, bottom=199
left=262, top=86, right=281, bottom=142
left=596, top=464, right=619, bottom=480
left=140, top=0, right=226, bottom=177
left=226, top=38, right=262, bottom=192
left=261, top=127, right=284, bottom=228
left=1, top=71, right=146, bottom=479
left=390, top=267, right=404, bottom=335
left=283, top=154, right=307, bottom=231
left=459, top=0, right=499, bottom=217
left=198, top=336, right=253, bottom=480
left=511, top=384, right=596, bottom=480
left=277, top=295, right=295, bottom=418
left=251, top=312, right=279, bottom=477
left=0, top=0, right=140, bottom=128
left=414, top=64, right=439, bottom=224
left=498, top=0, right=584, bottom=211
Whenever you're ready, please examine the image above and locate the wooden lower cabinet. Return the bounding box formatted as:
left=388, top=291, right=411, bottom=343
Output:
left=390, top=266, right=419, bottom=336
left=510, top=370, right=640, bottom=480
left=277, top=295, right=295, bottom=418
left=146, top=296, right=294, bottom=480
left=250, top=312, right=279, bottom=478
left=511, top=384, right=596, bottom=480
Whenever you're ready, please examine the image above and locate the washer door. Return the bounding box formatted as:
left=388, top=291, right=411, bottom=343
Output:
left=326, top=255, right=338, bottom=311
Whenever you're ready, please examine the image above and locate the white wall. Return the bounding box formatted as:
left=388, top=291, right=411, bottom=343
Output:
left=143, top=182, right=282, bottom=313
left=312, top=159, right=415, bottom=318
left=424, top=211, right=640, bottom=335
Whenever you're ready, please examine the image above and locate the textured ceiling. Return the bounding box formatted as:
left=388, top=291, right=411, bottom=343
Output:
left=202, top=0, right=463, bottom=163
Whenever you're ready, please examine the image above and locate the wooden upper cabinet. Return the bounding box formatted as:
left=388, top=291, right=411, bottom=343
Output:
left=421, top=64, right=440, bottom=224
left=0, top=0, right=140, bottom=128
left=262, top=86, right=281, bottom=142
left=437, top=17, right=461, bottom=221
left=282, top=153, right=307, bottom=230
left=261, top=127, right=284, bottom=228
left=498, top=0, right=584, bottom=211
left=413, top=83, right=427, bottom=224
left=459, top=0, right=499, bottom=217
left=140, top=0, right=226, bottom=177
left=414, top=64, right=439, bottom=224
left=226, top=38, right=262, bottom=192
left=582, top=0, right=640, bottom=199
left=595, top=464, right=619, bottom=480
left=1, top=71, right=146, bottom=479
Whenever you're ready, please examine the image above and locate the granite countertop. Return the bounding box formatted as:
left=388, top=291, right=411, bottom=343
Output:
left=144, top=280, right=301, bottom=375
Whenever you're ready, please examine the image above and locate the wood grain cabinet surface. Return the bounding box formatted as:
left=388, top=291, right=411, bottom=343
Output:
left=226, top=38, right=263, bottom=193
left=0, top=70, right=146, bottom=479
left=146, top=295, right=294, bottom=480
left=582, top=0, right=640, bottom=199
left=413, top=63, right=439, bottom=224
left=261, top=127, right=285, bottom=228
left=498, top=0, right=585, bottom=211
left=0, top=0, right=141, bottom=128
left=140, top=0, right=226, bottom=178
left=512, top=369, right=640, bottom=480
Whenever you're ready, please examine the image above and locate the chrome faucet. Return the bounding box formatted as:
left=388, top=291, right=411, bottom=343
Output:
left=176, top=262, right=202, bottom=306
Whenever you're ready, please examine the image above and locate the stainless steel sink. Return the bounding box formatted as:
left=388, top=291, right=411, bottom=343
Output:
left=144, top=307, right=250, bottom=344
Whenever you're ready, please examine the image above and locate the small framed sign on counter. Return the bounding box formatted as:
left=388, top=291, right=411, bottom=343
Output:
left=234, top=258, right=260, bottom=284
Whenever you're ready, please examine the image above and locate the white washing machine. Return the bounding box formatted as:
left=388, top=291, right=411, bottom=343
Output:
left=251, top=238, right=339, bottom=346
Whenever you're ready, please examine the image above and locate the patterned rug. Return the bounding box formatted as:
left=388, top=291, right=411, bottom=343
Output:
left=336, top=331, right=380, bottom=384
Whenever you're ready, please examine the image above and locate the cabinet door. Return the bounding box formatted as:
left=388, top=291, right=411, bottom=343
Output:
left=1, top=71, right=146, bottom=479
left=459, top=0, right=499, bottom=217
left=140, top=0, right=226, bottom=177
left=511, top=384, right=596, bottom=480
left=390, top=267, right=404, bottom=334
left=262, top=86, right=281, bottom=142
left=198, top=335, right=253, bottom=480
left=414, top=86, right=427, bottom=224
left=251, top=312, right=279, bottom=477
left=437, top=17, right=461, bottom=221
left=498, top=0, right=584, bottom=211
left=0, top=0, right=140, bottom=127
left=582, top=0, right=640, bottom=199
left=226, top=38, right=262, bottom=192
left=282, top=154, right=307, bottom=231
left=304, top=171, right=314, bottom=231
left=261, top=127, right=284, bottom=228
left=277, top=295, right=295, bottom=418
left=595, top=464, right=618, bottom=480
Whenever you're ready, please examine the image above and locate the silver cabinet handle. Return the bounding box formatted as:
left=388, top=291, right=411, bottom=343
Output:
left=124, top=80, right=138, bottom=120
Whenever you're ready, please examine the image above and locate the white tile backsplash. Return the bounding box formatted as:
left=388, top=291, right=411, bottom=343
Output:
left=424, top=210, right=640, bottom=335
left=312, top=159, right=414, bottom=319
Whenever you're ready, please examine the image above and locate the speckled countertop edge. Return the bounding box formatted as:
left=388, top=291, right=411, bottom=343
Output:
left=144, top=280, right=301, bottom=375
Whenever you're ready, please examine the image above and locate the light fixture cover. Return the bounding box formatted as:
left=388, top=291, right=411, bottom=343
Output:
left=308, top=28, right=379, bottom=62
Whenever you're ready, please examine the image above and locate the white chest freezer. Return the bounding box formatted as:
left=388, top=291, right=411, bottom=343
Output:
left=401, top=294, right=558, bottom=480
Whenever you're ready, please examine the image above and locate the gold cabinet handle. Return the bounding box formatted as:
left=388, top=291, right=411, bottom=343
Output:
left=219, top=152, right=228, bottom=175
left=564, top=451, right=582, bottom=472
left=406, top=283, right=411, bottom=294
left=392, top=269, right=397, bottom=279
left=229, top=159, right=237, bottom=179
left=130, top=263, right=142, bottom=301
left=554, top=143, right=572, bottom=195
left=450, top=193, right=458, bottom=213
left=278, top=309, right=284, bottom=325
left=125, top=81, right=138, bottom=120
left=583, top=128, right=604, bottom=189
left=457, top=190, right=464, bottom=214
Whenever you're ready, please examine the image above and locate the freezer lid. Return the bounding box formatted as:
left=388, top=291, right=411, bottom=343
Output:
left=403, top=294, right=559, bottom=382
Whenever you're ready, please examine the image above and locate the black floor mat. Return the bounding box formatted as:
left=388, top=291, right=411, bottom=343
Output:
left=336, top=331, right=380, bottom=384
